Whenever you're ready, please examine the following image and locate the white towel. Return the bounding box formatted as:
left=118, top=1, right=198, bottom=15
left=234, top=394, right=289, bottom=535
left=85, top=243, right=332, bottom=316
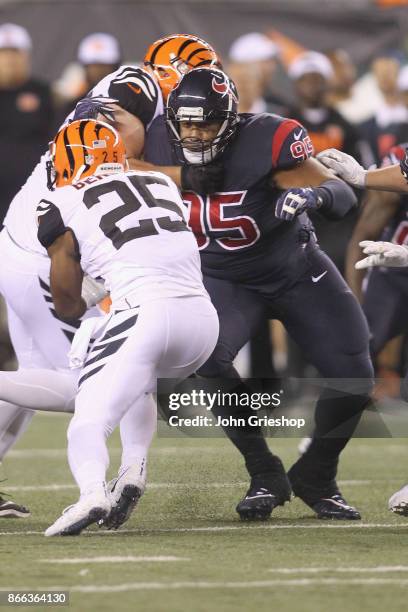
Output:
left=68, top=314, right=111, bottom=369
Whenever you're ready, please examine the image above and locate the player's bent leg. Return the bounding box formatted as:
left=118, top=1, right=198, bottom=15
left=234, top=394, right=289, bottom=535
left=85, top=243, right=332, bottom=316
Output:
left=0, top=403, right=33, bottom=519
left=198, top=278, right=291, bottom=520
left=103, top=393, right=156, bottom=530
left=48, top=297, right=219, bottom=535
left=389, top=484, right=408, bottom=516
left=0, top=403, right=32, bottom=518
left=0, top=369, right=77, bottom=413
left=44, top=486, right=111, bottom=537
left=281, top=247, right=374, bottom=519
left=103, top=297, right=218, bottom=530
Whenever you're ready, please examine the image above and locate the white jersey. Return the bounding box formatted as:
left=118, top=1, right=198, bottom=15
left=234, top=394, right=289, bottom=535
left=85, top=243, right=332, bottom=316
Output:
left=3, top=65, right=163, bottom=256
left=3, top=153, right=50, bottom=256
left=37, top=170, right=207, bottom=309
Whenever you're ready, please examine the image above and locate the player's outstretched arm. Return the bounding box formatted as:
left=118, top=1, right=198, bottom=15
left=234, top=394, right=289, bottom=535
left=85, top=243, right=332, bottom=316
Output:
left=365, top=164, right=408, bottom=193
left=318, top=148, right=408, bottom=193
left=128, top=157, right=223, bottom=193
left=274, top=157, right=357, bottom=221
left=356, top=240, right=408, bottom=269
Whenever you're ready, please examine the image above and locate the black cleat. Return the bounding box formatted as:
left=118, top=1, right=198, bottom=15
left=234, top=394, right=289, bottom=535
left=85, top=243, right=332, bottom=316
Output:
left=236, top=457, right=292, bottom=521
left=102, top=484, right=142, bottom=530
left=0, top=494, right=30, bottom=519
left=236, top=486, right=285, bottom=521
left=312, top=494, right=361, bottom=520
left=288, top=459, right=361, bottom=520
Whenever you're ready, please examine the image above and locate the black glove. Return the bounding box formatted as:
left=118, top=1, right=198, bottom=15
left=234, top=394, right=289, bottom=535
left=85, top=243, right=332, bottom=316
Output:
left=73, top=96, right=118, bottom=122
left=181, top=162, right=224, bottom=194
left=400, top=148, right=408, bottom=183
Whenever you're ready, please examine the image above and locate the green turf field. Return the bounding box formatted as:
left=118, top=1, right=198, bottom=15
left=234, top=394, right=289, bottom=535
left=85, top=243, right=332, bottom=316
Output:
left=1, top=413, right=408, bottom=612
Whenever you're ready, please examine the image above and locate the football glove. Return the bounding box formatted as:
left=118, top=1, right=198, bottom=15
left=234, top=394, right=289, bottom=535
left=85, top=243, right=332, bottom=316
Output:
left=73, top=96, right=119, bottom=122
left=275, top=187, right=319, bottom=221
left=317, top=148, right=367, bottom=188
left=81, top=275, right=109, bottom=308
left=355, top=240, right=408, bottom=269
left=400, top=148, right=408, bottom=183
left=181, top=162, right=223, bottom=194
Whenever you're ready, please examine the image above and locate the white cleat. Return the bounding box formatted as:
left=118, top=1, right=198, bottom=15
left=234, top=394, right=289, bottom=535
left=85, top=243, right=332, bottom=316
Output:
left=45, top=488, right=111, bottom=536
left=389, top=484, right=408, bottom=516
left=101, top=463, right=146, bottom=530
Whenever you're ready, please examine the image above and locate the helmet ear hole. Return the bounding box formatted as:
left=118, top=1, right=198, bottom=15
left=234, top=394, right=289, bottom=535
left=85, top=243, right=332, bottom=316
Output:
left=157, top=67, right=170, bottom=78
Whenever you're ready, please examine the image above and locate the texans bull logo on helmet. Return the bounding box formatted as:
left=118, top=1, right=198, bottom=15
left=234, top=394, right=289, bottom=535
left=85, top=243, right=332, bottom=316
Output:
left=211, top=74, right=238, bottom=104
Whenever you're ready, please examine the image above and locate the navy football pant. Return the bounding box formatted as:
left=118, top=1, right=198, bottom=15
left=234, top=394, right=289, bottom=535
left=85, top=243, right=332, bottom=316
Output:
left=363, top=268, right=408, bottom=400
left=363, top=268, right=408, bottom=356
left=199, top=247, right=374, bottom=466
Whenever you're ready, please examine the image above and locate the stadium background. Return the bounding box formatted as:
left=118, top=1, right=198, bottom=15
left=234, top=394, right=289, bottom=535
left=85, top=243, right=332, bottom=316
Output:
left=0, top=0, right=407, bottom=79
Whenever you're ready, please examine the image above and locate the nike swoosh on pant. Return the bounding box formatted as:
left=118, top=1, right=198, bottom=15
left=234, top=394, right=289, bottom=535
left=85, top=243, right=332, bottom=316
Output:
left=312, top=271, right=328, bottom=283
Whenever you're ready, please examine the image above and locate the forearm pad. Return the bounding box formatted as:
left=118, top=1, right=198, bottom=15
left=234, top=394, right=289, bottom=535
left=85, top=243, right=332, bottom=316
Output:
left=315, top=179, right=358, bottom=221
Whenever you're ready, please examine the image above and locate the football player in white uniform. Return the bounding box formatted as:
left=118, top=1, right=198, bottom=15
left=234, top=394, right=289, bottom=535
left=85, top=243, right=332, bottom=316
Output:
left=0, top=35, right=221, bottom=517
left=39, top=119, right=218, bottom=536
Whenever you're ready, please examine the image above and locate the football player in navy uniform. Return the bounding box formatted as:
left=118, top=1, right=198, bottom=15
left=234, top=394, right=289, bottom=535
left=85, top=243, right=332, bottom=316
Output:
left=346, top=144, right=408, bottom=351
left=144, top=67, right=374, bottom=521
left=348, top=145, right=408, bottom=518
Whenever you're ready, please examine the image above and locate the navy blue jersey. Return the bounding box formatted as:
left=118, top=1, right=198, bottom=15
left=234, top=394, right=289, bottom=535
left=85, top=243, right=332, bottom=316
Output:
left=145, top=113, right=316, bottom=297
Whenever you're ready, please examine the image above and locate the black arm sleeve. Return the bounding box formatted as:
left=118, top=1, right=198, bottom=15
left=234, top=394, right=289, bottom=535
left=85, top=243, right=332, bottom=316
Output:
left=314, top=179, right=358, bottom=221
left=37, top=199, right=68, bottom=248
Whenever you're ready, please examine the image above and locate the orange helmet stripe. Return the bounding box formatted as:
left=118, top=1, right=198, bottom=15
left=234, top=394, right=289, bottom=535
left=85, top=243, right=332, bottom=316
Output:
left=51, top=119, right=126, bottom=188
left=144, top=34, right=221, bottom=101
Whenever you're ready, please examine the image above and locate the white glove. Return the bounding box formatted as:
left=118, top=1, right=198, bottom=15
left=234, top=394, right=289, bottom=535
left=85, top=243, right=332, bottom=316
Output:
left=81, top=275, right=108, bottom=308
left=355, top=240, right=408, bottom=269
left=317, top=148, right=367, bottom=188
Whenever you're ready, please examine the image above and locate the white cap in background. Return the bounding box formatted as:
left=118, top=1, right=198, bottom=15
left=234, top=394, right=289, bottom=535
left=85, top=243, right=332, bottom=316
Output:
left=289, top=51, right=334, bottom=80
left=78, top=33, right=121, bottom=65
left=398, top=65, right=408, bottom=92
left=0, top=23, right=32, bottom=51
left=229, top=32, right=279, bottom=63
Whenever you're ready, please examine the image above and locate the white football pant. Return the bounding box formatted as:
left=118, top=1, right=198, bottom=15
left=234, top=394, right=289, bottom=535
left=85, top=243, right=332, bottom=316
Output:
left=67, top=296, right=219, bottom=495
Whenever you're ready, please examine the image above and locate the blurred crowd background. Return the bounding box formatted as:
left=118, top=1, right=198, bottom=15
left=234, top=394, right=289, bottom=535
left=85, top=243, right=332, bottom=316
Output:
left=0, top=0, right=408, bottom=397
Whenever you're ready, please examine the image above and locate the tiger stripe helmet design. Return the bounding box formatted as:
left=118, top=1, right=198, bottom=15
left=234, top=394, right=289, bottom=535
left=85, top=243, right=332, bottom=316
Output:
left=144, top=34, right=221, bottom=101
left=49, top=119, right=126, bottom=189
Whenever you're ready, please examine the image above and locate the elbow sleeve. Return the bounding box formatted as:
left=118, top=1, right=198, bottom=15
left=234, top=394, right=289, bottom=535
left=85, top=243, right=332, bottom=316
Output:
left=315, top=179, right=358, bottom=221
